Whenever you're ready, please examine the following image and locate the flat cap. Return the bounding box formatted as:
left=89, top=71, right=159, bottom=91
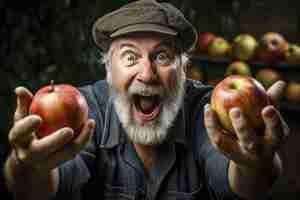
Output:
left=92, top=0, right=198, bottom=52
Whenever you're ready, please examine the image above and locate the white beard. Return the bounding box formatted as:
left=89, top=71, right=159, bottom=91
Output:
left=108, top=71, right=186, bottom=145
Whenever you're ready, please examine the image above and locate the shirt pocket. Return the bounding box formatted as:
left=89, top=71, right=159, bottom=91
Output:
left=103, top=184, right=145, bottom=200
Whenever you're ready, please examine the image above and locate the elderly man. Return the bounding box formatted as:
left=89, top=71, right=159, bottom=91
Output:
left=3, top=0, right=289, bottom=199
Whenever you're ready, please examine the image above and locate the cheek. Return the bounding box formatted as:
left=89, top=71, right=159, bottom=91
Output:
left=161, top=68, right=179, bottom=90
left=110, top=62, right=137, bottom=93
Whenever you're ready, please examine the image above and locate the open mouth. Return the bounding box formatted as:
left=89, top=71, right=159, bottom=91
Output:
left=133, top=94, right=161, bottom=123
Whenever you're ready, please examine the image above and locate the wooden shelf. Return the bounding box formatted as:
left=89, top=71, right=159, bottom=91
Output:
left=190, top=55, right=300, bottom=113
left=190, top=55, right=300, bottom=72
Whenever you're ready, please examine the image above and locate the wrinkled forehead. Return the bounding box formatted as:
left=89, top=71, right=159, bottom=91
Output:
left=110, top=31, right=181, bottom=52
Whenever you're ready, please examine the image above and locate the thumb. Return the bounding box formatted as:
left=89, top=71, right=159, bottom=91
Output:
left=266, top=80, right=286, bottom=108
left=14, top=87, right=33, bottom=122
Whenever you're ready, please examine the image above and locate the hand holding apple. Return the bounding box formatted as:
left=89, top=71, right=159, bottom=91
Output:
left=29, top=81, right=89, bottom=138
left=7, top=86, right=94, bottom=175
left=205, top=80, right=289, bottom=193
left=210, top=75, right=269, bottom=134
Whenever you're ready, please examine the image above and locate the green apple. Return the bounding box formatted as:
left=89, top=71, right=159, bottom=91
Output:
left=208, top=37, right=231, bottom=59
left=286, top=81, right=300, bottom=104
left=232, top=34, right=258, bottom=61
left=225, top=61, right=252, bottom=77
left=285, top=44, right=300, bottom=65
left=255, top=68, right=282, bottom=89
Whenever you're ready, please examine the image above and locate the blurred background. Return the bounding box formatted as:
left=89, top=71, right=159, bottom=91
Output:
left=1, top=0, right=300, bottom=199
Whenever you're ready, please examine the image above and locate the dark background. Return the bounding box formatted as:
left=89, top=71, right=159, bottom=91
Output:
left=1, top=0, right=300, bottom=198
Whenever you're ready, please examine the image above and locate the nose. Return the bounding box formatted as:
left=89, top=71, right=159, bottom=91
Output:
left=137, top=57, right=157, bottom=83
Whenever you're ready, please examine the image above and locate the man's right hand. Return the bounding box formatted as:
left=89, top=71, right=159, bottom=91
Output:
left=7, top=86, right=95, bottom=175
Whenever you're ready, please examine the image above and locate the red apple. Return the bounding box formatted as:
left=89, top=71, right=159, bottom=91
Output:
left=208, top=37, right=232, bottom=59
left=285, top=44, right=300, bottom=65
left=255, top=68, right=282, bottom=89
left=211, top=75, right=269, bottom=134
left=187, top=64, right=204, bottom=81
left=255, top=32, right=289, bottom=64
left=232, top=34, right=258, bottom=61
left=286, top=81, right=300, bottom=104
left=225, top=61, right=252, bottom=77
left=197, top=32, right=216, bottom=54
left=29, top=81, right=89, bottom=138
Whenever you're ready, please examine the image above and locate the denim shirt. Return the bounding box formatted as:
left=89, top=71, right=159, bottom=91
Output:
left=54, top=79, right=244, bottom=200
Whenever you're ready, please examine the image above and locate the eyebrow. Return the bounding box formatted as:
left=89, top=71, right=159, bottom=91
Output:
left=119, top=43, right=137, bottom=50
left=118, top=38, right=176, bottom=51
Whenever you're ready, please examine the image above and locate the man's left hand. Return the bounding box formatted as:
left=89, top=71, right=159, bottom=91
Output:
left=204, top=80, right=290, bottom=197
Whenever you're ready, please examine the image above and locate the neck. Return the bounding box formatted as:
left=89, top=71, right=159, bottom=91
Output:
left=133, top=143, right=157, bottom=172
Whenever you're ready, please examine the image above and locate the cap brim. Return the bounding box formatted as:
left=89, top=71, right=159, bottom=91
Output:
left=110, top=23, right=177, bottom=38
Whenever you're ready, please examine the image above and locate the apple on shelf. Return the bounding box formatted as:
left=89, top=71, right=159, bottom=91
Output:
left=207, top=37, right=232, bottom=60
left=255, top=68, right=283, bottom=90
left=29, top=80, right=89, bottom=138
left=255, top=32, right=289, bottom=65
left=286, top=81, right=300, bottom=105
left=186, top=63, right=204, bottom=81
left=225, top=61, right=252, bottom=77
left=196, top=32, right=216, bottom=55
left=285, top=44, right=300, bottom=65
left=211, top=75, right=269, bottom=135
left=232, top=34, right=258, bottom=61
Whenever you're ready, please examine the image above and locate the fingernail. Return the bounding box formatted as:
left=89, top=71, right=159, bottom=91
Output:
left=231, top=108, right=240, bottom=119
left=30, top=115, right=42, bottom=124
left=15, top=87, right=21, bottom=95
left=278, top=80, right=286, bottom=87
left=62, top=128, right=73, bottom=137
left=205, top=104, right=210, bottom=111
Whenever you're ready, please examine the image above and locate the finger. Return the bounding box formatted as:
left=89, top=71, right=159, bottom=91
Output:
left=30, top=127, right=74, bottom=158
left=14, top=87, right=33, bottom=122
left=204, top=104, right=223, bottom=138
left=71, top=119, right=95, bottom=152
left=267, top=80, right=286, bottom=108
left=9, top=115, right=42, bottom=146
left=204, top=104, right=241, bottom=159
left=262, top=106, right=285, bottom=151
left=229, top=107, right=259, bottom=154
left=39, top=119, right=95, bottom=171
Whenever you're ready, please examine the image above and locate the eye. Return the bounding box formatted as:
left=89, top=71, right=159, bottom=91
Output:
left=123, top=51, right=138, bottom=67
left=154, top=51, right=174, bottom=66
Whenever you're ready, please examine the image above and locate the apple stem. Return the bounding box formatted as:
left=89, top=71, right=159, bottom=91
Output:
left=50, top=80, right=55, bottom=92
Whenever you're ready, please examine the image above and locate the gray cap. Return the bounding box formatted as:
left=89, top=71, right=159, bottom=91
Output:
left=92, top=0, right=198, bottom=52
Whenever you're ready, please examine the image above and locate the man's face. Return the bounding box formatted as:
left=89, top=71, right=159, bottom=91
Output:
left=106, top=32, right=186, bottom=145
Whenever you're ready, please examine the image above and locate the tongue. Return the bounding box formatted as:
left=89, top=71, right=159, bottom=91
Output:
left=139, top=97, right=157, bottom=114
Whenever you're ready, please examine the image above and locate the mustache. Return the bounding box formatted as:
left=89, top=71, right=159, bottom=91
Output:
left=128, top=81, right=165, bottom=98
